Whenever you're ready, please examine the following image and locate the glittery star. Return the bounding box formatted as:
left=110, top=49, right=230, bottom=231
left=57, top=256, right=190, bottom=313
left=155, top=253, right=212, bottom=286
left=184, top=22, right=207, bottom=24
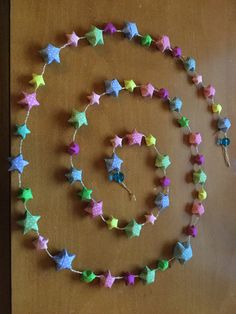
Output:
left=105, top=79, right=122, bottom=97
left=8, top=154, right=29, bottom=174
left=145, top=213, right=157, bottom=225
left=78, top=187, right=92, bottom=201
left=18, top=92, right=40, bottom=110
left=106, top=216, right=118, bottom=229
left=110, top=135, right=123, bottom=148
left=85, top=26, right=104, bottom=46
left=17, top=187, right=33, bottom=203
left=100, top=271, right=116, bottom=288
left=65, top=167, right=82, bottom=184
left=155, top=154, right=171, bottom=170
left=193, top=169, right=207, bottom=184
left=126, top=129, right=144, bottom=146
left=154, top=192, right=169, bottom=210
left=18, top=211, right=40, bottom=234
left=173, top=240, right=193, bottom=264
left=140, top=83, right=155, bottom=97
left=122, top=22, right=139, bottom=40
left=124, top=219, right=142, bottom=238
left=87, top=92, right=100, bottom=105
left=40, top=44, right=60, bottom=64
left=29, top=73, right=45, bottom=89
left=85, top=200, right=103, bottom=218
left=104, top=153, right=123, bottom=172
left=68, top=110, right=88, bottom=129
left=15, top=123, right=31, bottom=139
left=124, top=80, right=136, bottom=92
left=33, top=235, right=48, bottom=250
left=66, top=31, right=80, bottom=47
left=145, top=134, right=156, bottom=146
left=140, top=266, right=156, bottom=285
left=53, top=249, right=76, bottom=270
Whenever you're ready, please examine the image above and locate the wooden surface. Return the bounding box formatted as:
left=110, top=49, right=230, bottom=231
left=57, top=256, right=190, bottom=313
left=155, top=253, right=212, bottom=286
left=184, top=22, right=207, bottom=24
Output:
left=11, top=1, right=236, bottom=313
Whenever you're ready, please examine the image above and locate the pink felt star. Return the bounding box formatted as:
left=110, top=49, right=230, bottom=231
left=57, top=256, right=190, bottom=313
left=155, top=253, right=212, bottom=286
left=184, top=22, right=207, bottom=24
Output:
left=18, top=92, right=40, bottom=110
left=85, top=200, right=103, bottom=218
left=87, top=92, right=101, bottom=105
left=33, top=235, right=48, bottom=250
left=155, top=35, right=171, bottom=52
left=145, top=213, right=157, bottom=225
left=110, top=135, right=123, bottom=148
left=192, top=74, right=202, bottom=85
left=100, top=271, right=116, bottom=288
left=126, top=129, right=144, bottom=146
left=140, top=83, right=155, bottom=98
left=66, top=31, right=80, bottom=47
left=203, top=84, right=216, bottom=98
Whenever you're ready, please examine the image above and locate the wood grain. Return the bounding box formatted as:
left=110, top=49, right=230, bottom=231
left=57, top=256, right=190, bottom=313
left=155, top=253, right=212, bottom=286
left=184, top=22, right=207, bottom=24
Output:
left=11, top=0, right=236, bottom=313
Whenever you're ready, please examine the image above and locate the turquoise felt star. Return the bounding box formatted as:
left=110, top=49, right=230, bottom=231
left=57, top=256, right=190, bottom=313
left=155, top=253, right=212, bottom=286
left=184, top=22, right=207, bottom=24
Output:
left=85, top=26, right=104, bottom=46
left=65, top=167, right=82, bottom=184
left=15, top=123, right=31, bottom=139
left=105, top=79, right=122, bottom=97
left=68, top=110, right=88, bottom=129
left=8, top=154, right=29, bottom=174
left=17, top=211, right=40, bottom=234
left=78, top=187, right=93, bottom=201
left=139, top=266, right=156, bottom=285
left=40, top=44, right=61, bottom=64
left=124, top=219, right=142, bottom=238
left=122, top=22, right=139, bottom=40
left=53, top=249, right=76, bottom=270
left=173, top=240, right=193, bottom=264
left=104, top=153, right=123, bottom=172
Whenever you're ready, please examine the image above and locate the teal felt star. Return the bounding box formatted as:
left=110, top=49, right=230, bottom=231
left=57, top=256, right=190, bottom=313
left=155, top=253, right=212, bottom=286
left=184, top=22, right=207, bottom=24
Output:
left=78, top=187, right=92, bottom=201
left=68, top=110, right=88, bottom=129
left=18, top=211, right=40, bottom=234
left=124, top=219, right=142, bottom=238
left=139, top=266, right=156, bottom=285
left=85, top=26, right=104, bottom=46
left=15, top=124, right=31, bottom=139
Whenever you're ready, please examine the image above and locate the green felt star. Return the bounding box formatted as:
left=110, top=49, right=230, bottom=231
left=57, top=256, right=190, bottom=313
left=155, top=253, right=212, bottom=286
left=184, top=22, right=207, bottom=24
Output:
left=157, top=259, right=169, bottom=271
left=193, top=169, right=207, bottom=184
left=140, top=34, right=152, bottom=47
left=155, top=154, right=171, bottom=170
left=85, top=26, right=104, bottom=47
left=78, top=187, right=92, bottom=201
left=29, top=73, right=45, bottom=89
left=15, top=124, right=31, bottom=139
left=68, top=110, right=88, bottom=129
left=81, top=270, right=96, bottom=283
left=18, top=211, right=40, bottom=235
left=17, top=188, right=33, bottom=203
left=124, top=80, right=137, bottom=92
left=178, top=116, right=189, bottom=127
left=140, top=266, right=156, bottom=285
left=145, top=134, right=156, bottom=146
left=106, top=216, right=119, bottom=230
left=124, top=219, right=142, bottom=238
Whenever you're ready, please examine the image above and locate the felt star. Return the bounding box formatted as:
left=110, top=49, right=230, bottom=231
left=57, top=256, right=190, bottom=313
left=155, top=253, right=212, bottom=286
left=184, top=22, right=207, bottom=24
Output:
left=103, top=22, right=117, bottom=34
left=53, top=249, right=76, bottom=270
left=155, top=154, right=171, bottom=170
left=33, top=235, right=48, bottom=250
left=68, top=142, right=80, bottom=155
left=15, top=124, right=31, bottom=139
left=81, top=270, right=96, bottom=283
left=178, top=116, right=189, bottom=128
left=8, top=154, right=29, bottom=174
left=156, top=35, right=171, bottom=52
left=140, top=83, right=155, bottom=97
left=65, top=167, right=82, bottom=184
left=100, top=271, right=116, bottom=288
left=169, top=97, right=182, bottom=112
left=104, top=153, right=123, bottom=172
left=145, top=134, right=156, bottom=146
left=18, top=92, right=40, bottom=110
left=193, top=169, right=207, bottom=185
left=68, top=110, right=88, bottom=129
left=184, top=57, right=196, bottom=72
left=126, top=129, right=144, bottom=146
left=140, top=266, right=156, bottom=285
left=141, top=34, right=153, bottom=47
left=85, top=26, right=104, bottom=46
left=212, top=103, right=222, bottom=114
left=124, top=80, right=137, bottom=92
left=40, top=44, right=60, bottom=64
left=155, top=192, right=169, bottom=210
left=66, top=31, right=80, bottom=47
left=124, top=219, right=142, bottom=238
left=105, top=79, right=122, bottom=97
left=157, top=259, right=169, bottom=271
left=106, top=216, right=118, bottom=230
left=122, top=22, right=139, bottom=40
left=29, top=73, right=45, bottom=89
left=85, top=200, right=103, bottom=218
left=198, top=188, right=207, bottom=201
left=145, top=213, right=157, bottom=225
left=18, top=211, right=40, bottom=234
left=110, top=135, right=123, bottom=148
left=87, top=92, right=100, bottom=105
left=78, top=187, right=92, bottom=201
left=124, top=273, right=136, bottom=286
left=17, top=187, right=33, bottom=203
left=173, top=240, right=193, bottom=264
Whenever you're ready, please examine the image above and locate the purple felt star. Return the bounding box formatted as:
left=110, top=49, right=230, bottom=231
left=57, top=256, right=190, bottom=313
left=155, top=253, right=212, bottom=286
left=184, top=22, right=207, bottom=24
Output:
left=124, top=273, right=136, bottom=286
left=145, top=213, right=157, bottom=225
left=66, top=31, right=80, bottom=47
left=103, top=22, right=117, bottom=34
left=100, top=271, right=116, bottom=288
left=126, top=129, right=144, bottom=146
left=140, top=83, right=155, bottom=97
left=110, top=135, right=123, bottom=148
left=87, top=92, right=100, bottom=105
left=18, top=92, right=40, bottom=110
left=85, top=200, right=103, bottom=218
left=33, top=235, right=49, bottom=250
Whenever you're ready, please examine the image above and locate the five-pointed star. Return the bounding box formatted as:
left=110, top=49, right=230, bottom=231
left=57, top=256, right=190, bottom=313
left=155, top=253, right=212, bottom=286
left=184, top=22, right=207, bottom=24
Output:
left=140, top=266, right=156, bottom=285
left=18, top=211, right=40, bottom=234
left=193, top=169, right=207, bottom=184
left=105, top=79, right=122, bottom=97
left=110, top=135, right=123, bottom=148
left=104, top=153, right=123, bottom=172
left=145, top=213, right=157, bottom=225
left=122, top=22, right=139, bottom=40
left=106, top=216, right=119, bottom=230
left=178, top=116, right=189, bottom=127
left=40, top=44, right=61, bottom=64
left=68, top=110, right=88, bottom=129
left=173, top=240, right=193, bottom=264
left=29, top=73, right=45, bottom=89
left=124, top=219, right=142, bottom=238
left=8, top=154, right=29, bottom=174
left=155, top=154, right=171, bottom=170
left=124, top=80, right=137, bottom=92
left=53, top=249, right=76, bottom=270
left=85, top=26, right=104, bottom=46
left=100, top=271, right=116, bottom=288
left=145, top=134, right=156, bottom=146
left=33, top=235, right=49, bottom=250
left=155, top=192, right=170, bottom=210
left=87, top=92, right=100, bottom=105
left=85, top=200, right=103, bottom=218
left=18, top=187, right=33, bottom=203
left=15, top=123, right=31, bottom=139
left=18, top=92, right=40, bottom=110
left=66, top=31, right=80, bottom=47
left=141, top=34, right=153, bottom=47
left=65, top=167, right=82, bottom=184
left=78, top=187, right=93, bottom=201
left=126, top=129, right=144, bottom=146
left=141, top=83, right=155, bottom=97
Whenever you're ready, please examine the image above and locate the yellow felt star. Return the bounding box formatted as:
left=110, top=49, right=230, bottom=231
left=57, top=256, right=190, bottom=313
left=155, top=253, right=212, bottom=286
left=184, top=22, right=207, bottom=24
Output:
left=124, top=80, right=137, bottom=92
left=106, top=216, right=118, bottom=230
left=29, top=73, right=45, bottom=89
left=145, top=134, right=156, bottom=146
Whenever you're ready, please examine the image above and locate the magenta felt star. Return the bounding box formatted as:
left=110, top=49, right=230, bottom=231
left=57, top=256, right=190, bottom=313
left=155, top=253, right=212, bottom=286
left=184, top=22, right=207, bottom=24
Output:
left=66, top=31, right=80, bottom=47
left=18, top=92, right=40, bottom=110
left=87, top=92, right=100, bottom=105
left=100, top=271, right=116, bottom=288
left=110, top=135, right=123, bottom=148
left=126, top=129, right=144, bottom=146
left=145, top=213, right=157, bottom=225
left=85, top=200, right=103, bottom=218
left=140, top=83, right=155, bottom=97
left=33, top=235, right=49, bottom=250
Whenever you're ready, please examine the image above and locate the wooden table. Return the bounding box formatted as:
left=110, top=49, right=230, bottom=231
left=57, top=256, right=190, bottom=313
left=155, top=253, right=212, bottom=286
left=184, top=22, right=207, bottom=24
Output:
left=11, top=0, right=236, bottom=313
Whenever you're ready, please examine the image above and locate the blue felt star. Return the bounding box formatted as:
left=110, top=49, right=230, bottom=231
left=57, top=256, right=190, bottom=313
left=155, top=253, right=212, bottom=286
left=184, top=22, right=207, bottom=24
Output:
left=65, top=167, right=82, bottom=184
left=53, top=249, right=76, bottom=270
left=122, top=22, right=139, bottom=40
left=173, top=240, right=193, bottom=264
left=104, top=153, right=123, bottom=173
left=8, top=154, right=29, bottom=174
left=15, top=124, right=31, bottom=139
left=105, top=79, right=122, bottom=97
left=40, top=44, right=61, bottom=64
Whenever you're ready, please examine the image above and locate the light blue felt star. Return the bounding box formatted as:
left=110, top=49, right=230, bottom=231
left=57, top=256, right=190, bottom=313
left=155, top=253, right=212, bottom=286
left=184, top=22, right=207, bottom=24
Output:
left=122, top=22, right=139, bottom=40
left=8, top=154, right=29, bottom=174
left=68, top=110, right=88, bottom=129
left=15, top=124, right=31, bottom=139
left=173, top=240, right=193, bottom=264
left=154, top=192, right=169, bottom=211
left=40, top=44, right=61, bottom=64
left=53, top=249, right=76, bottom=270
left=65, top=167, right=82, bottom=184
left=105, top=79, right=122, bottom=97
left=104, top=153, right=123, bottom=173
